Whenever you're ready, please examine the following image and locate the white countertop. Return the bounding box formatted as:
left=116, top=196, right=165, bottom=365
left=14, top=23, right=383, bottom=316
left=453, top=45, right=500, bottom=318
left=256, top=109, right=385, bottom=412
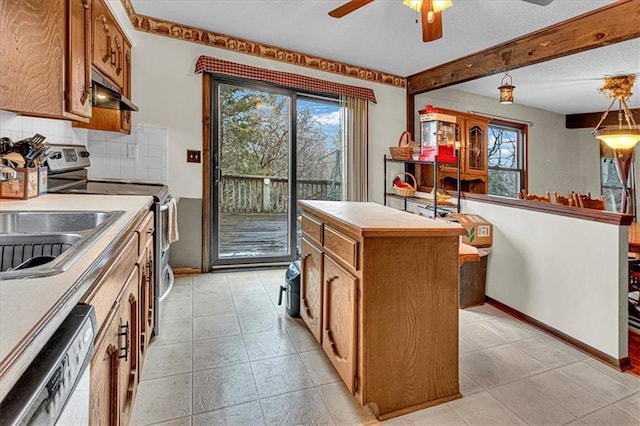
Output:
left=0, top=194, right=153, bottom=400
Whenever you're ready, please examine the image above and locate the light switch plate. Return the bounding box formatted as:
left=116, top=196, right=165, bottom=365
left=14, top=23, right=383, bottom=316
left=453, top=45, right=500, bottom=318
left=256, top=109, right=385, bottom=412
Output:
left=127, top=144, right=138, bottom=159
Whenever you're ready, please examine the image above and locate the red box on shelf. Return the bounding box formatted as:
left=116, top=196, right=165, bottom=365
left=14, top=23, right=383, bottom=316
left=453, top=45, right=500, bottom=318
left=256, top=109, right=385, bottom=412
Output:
left=419, top=145, right=458, bottom=164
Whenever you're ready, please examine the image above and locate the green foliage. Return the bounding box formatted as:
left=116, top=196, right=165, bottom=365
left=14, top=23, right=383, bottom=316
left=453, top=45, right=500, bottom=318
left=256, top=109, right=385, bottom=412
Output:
left=219, top=85, right=340, bottom=180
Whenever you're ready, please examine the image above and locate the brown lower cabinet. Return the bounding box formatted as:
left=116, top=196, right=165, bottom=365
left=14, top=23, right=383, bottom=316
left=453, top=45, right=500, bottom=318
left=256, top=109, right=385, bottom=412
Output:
left=83, top=210, right=154, bottom=425
left=299, top=201, right=462, bottom=420
left=300, top=238, right=323, bottom=342
left=322, top=256, right=358, bottom=393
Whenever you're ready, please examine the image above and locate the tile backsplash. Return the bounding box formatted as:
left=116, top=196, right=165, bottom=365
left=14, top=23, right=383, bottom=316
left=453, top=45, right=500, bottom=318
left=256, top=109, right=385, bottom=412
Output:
left=0, top=110, right=88, bottom=145
left=87, top=126, right=168, bottom=182
left=0, top=110, right=167, bottom=183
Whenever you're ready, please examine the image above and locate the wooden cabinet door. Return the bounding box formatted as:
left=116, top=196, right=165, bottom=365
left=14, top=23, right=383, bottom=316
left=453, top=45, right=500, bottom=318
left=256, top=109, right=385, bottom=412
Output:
left=301, top=239, right=323, bottom=343
left=139, top=238, right=154, bottom=368
left=67, top=0, right=92, bottom=118
left=322, top=256, right=358, bottom=393
left=464, top=118, right=488, bottom=176
left=118, top=265, right=140, bottom=426
left=92, top=0, right=123, bottom=89
left=0, top=0, right=65, bottom=117
left=90, top=304, right=121, bottom=426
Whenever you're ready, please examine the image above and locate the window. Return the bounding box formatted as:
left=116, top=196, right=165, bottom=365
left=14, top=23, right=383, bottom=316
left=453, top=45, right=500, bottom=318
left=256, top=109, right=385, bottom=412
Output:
left=601, top=156, right=634, bottom=213
left=487, top=122, right=526, bottom=198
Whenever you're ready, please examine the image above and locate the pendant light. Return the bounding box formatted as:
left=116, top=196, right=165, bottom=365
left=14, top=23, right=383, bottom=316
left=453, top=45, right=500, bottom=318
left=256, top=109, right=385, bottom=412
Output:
left=498, top=71, right=515, bottom=104
left=592, top=75, right=640, bottom=150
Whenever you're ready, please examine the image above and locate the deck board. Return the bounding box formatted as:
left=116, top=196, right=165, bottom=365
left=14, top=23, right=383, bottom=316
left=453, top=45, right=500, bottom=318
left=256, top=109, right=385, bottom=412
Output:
left=218, top=213, right=297, bottom=258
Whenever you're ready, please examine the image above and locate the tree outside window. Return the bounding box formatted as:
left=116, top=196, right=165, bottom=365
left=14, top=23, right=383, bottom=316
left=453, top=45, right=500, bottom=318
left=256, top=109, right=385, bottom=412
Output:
left=487, top=123, right=525, bottom=198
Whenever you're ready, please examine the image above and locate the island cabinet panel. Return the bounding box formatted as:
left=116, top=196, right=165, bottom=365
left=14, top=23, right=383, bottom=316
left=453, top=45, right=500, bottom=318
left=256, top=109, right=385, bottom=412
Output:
left=322, top=256, right=358, bottom=393
left=300, top=238, right=323, bottom=343
left=298, top=200, right=463, bottom=420
left=359, top=236, right=460, bottom=416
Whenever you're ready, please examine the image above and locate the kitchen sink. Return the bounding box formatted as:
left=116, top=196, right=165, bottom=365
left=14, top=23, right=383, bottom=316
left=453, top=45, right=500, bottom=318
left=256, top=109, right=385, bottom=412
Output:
left=0, top=211, right=124, bottom=280
left=0, top=211, right=115, bottom=233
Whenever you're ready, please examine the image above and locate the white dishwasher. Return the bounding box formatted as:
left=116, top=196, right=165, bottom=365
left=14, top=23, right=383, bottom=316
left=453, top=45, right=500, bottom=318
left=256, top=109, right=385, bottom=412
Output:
left=0, top=304, right=96, bottom=426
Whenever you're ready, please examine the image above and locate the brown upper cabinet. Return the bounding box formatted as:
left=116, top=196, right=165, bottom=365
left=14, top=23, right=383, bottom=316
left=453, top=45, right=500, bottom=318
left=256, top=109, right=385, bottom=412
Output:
left=92, top=0, right=126, bottom=91
left=74, top=0, right=134, bottom=134
left=0, top=0, right=93, bottom=121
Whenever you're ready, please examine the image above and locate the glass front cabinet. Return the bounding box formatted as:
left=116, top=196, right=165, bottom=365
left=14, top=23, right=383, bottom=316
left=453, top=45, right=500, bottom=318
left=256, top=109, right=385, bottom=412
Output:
left=418, top=109, right=489, bottom=194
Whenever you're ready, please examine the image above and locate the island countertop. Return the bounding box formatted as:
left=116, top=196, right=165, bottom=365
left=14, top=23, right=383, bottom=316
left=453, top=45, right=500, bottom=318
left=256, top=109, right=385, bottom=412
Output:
left=298, top=200, right=466, bottom=238
left=0, top=194, right=153, bottom=401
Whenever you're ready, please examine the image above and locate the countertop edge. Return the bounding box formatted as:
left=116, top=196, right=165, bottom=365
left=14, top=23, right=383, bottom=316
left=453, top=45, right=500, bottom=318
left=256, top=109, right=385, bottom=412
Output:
left=0, top=194, right=153, bottom=401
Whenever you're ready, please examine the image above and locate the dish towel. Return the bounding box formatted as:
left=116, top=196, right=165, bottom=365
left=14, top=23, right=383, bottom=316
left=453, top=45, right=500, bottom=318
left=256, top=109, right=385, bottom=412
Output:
left=167, top=197, right=179, bottom=245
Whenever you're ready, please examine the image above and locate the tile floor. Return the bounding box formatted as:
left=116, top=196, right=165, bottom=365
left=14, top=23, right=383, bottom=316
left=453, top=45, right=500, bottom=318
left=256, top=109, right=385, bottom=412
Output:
left=131, top=269, right=640, bottom=426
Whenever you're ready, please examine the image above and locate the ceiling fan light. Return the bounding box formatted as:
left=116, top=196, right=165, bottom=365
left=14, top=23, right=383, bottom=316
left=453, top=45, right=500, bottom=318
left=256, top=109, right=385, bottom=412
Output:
left=432, top=0, right=453, bottom=13
left=595, top=128, right=640, bottom=150
left=403, top=0, right=423, bottom=12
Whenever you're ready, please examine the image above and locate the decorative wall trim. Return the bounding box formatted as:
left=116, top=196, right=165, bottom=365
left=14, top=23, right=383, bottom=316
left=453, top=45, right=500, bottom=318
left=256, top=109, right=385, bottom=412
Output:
left=195, top=56, right=377, bottom=103
left=119, top=0, right=406, bottom=89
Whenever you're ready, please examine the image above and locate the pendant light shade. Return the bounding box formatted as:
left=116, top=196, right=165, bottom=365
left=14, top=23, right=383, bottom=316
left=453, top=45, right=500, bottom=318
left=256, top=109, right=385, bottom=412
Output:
left=592, top=76, right=640, bottom=150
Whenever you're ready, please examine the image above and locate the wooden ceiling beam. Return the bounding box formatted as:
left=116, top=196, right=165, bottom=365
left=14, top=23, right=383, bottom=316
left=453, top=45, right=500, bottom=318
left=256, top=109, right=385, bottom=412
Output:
left=407, top=0, right=640, bottom=95
left=566, top=108, right=640, bottom=129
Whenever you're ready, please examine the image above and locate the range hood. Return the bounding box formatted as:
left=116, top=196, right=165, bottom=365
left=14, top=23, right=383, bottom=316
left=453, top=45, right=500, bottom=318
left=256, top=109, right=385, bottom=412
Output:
left=91, top=69, right=138, bottom=111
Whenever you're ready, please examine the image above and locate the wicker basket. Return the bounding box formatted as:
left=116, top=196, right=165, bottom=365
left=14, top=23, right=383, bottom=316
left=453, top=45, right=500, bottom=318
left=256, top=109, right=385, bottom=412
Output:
left=392, top=172, right=416, bottom=197
left=389, top=131, right=414, bottom=160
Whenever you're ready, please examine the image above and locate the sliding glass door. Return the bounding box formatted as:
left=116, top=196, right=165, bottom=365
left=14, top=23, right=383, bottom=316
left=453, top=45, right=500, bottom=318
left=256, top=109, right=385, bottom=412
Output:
left=211, top=78, right=344, bottom=267
left=212, top=81, right=295, bottom=266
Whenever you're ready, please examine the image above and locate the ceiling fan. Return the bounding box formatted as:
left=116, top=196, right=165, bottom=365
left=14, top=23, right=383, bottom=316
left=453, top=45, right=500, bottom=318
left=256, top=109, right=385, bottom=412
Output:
left=328, top=0, right=554, bottom=43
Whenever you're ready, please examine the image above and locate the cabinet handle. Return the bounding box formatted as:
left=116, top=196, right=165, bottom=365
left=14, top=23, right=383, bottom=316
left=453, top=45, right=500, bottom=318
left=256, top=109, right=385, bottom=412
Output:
left=118, top=321, right=130, bottom=361
left=99, top=15, right=111, bottom=64
left=115, top=36, right=123, bottom=75
left=301, top=298, right=316, bottom=322
left=325, top=275, right=338, bottom=285
left=325, top=330, right=348, bottom=362
left=80, top=0, right=91, bottom=105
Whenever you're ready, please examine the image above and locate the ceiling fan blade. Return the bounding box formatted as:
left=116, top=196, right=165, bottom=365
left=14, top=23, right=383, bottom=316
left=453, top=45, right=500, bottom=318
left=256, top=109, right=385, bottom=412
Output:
left=421, top=1, right=443, bottom=42
left=520, top=0, right=554, bottom=6
left=328, top=0, right=375, bottom=18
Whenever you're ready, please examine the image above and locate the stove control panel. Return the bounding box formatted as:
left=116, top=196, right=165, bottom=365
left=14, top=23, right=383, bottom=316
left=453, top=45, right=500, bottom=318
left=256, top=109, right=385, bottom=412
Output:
left=46, top=144, right=91, bottom=172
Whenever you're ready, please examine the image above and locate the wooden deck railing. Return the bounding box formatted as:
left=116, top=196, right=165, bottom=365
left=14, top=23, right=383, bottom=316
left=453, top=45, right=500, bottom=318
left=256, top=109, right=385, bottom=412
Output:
left=219, top=174, right=342, bottom=213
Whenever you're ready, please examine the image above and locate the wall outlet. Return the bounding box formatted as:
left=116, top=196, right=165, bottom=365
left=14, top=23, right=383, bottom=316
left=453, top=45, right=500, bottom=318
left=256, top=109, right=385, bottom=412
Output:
left=127, top=144, right=138, bottom=159
left=187, top=150, right=201, bottom=163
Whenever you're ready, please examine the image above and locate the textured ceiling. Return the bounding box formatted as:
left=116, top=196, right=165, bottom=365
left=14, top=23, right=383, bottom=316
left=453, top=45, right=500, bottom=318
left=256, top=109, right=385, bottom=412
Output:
left=125, top=0, right=639, bottom=114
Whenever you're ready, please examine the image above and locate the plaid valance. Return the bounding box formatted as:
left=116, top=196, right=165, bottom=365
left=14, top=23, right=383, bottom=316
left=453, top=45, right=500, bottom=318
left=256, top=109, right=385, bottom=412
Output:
left=195, top=56, right=377, bottom=103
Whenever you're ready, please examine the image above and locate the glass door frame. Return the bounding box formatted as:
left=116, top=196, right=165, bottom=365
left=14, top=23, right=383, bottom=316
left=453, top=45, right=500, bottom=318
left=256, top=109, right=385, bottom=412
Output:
left=210, top=76, right=298, bottom=267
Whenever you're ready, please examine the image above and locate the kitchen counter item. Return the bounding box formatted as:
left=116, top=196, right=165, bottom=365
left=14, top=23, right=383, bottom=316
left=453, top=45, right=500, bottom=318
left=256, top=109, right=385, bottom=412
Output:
left=279, top=261, right=301, bottom=318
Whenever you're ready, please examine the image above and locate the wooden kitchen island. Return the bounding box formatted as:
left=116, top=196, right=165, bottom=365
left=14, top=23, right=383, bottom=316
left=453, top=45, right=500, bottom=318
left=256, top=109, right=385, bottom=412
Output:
left=298, top=200, right=465, bottom=420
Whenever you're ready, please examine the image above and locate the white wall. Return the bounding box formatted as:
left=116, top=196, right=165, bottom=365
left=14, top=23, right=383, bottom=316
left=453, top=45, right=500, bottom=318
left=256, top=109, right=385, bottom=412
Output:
left=414, top=88, right=603, bottom=197
left=129, top=31, right=407, bottom=202
left=463, top=199, right=628, bottom=360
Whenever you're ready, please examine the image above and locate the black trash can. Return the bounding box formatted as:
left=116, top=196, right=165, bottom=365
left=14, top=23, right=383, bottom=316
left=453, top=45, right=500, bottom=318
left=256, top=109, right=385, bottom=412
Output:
left=459, top=248, right=490, bottom=309
left=279, top=260, right=301, bottom=318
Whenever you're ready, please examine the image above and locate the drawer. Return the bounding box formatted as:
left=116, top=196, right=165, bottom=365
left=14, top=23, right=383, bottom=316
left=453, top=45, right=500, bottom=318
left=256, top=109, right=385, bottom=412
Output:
left=137, top=211, right=154, bottom=256
left=324, top=226, right=358, bottom=270
left=81, top=232, right=138, bottom=332
left=301, top=214, right=323, bottom=244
